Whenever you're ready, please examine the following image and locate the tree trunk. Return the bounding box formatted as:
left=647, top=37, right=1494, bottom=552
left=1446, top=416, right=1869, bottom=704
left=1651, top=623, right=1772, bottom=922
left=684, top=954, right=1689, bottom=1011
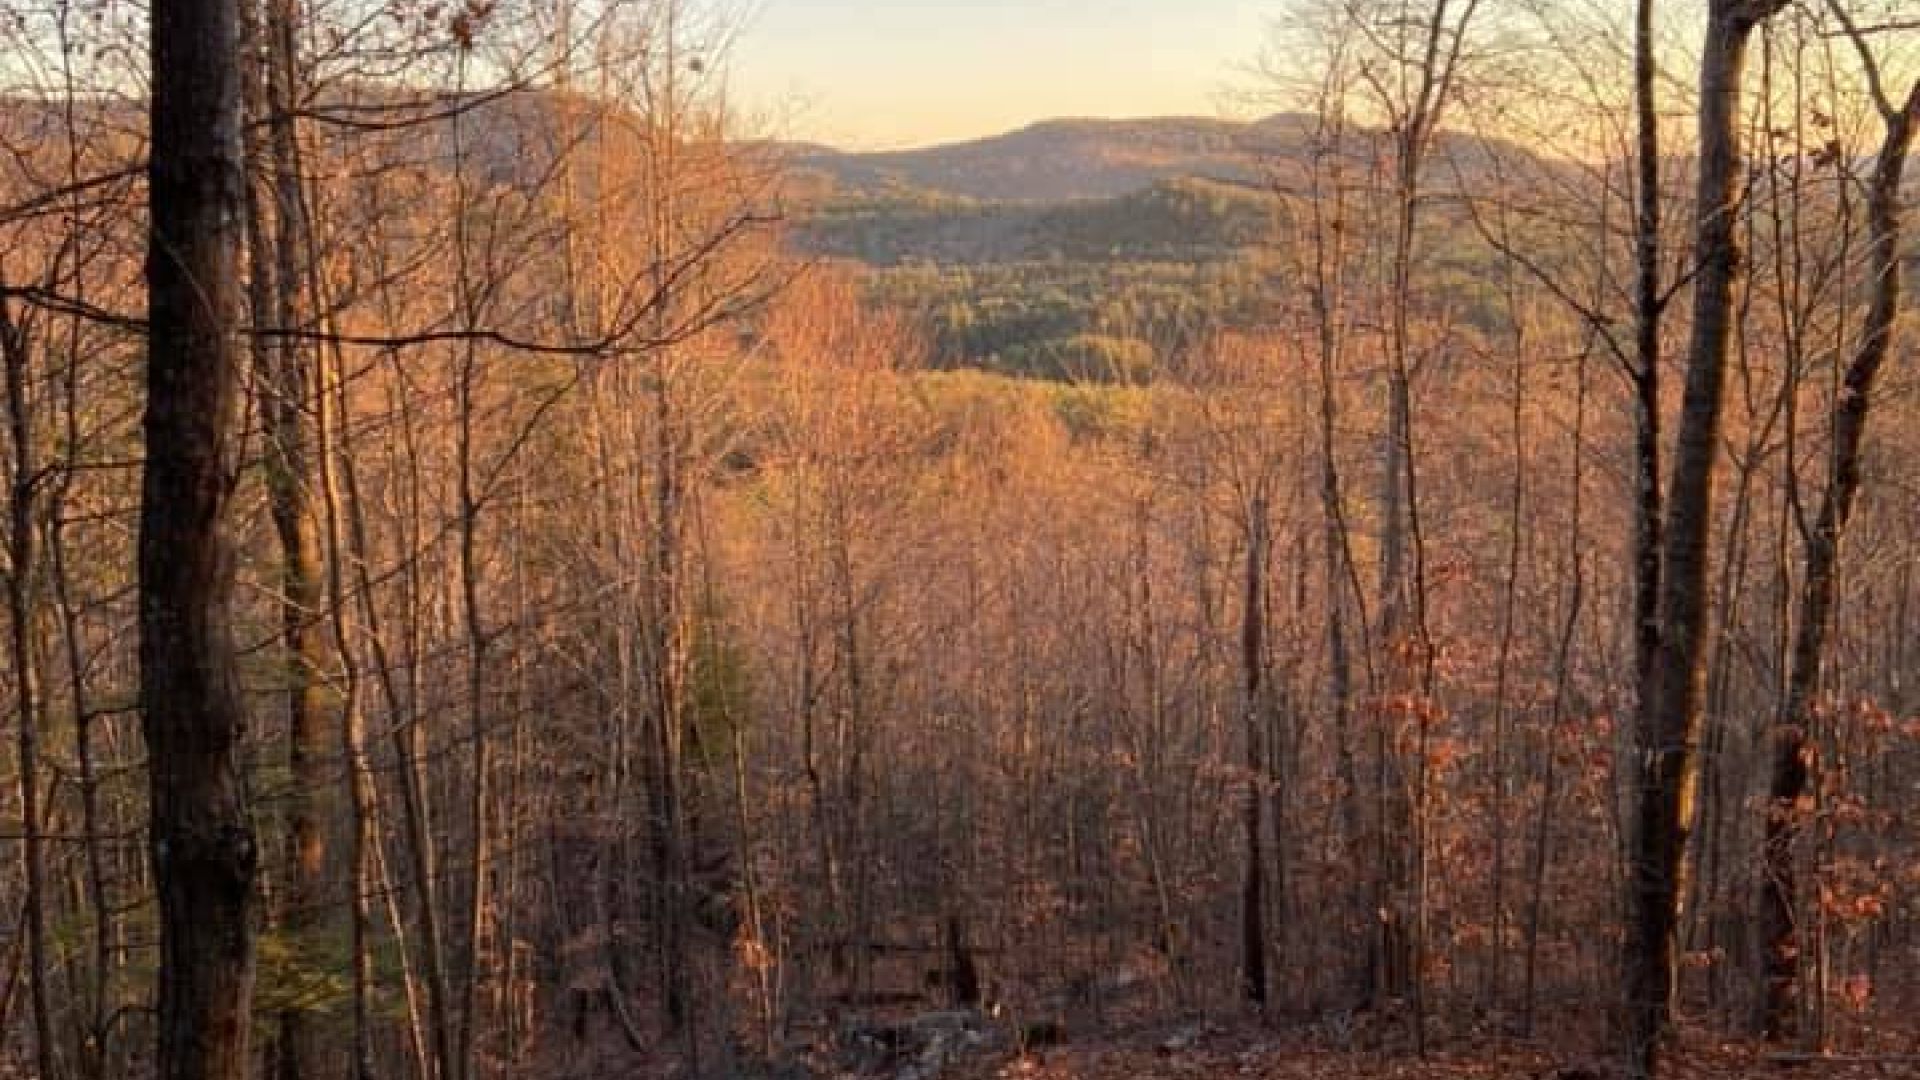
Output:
left=242, top=0, right=330, bottom=1070
left=141, top=0, right=258, bottom=1073
left=1523, top=346, right=1588, bottom=1038
left=1241, top=495, right=1270, bottom=1009
left=1303, top=108, right=1372, bottom=1004
left=454, top=341, right=491, bottom=1080
left=51, top=326, right=113, bottom=1080
left=1, top=285, right=61, bottom=1080
left=346, top=357, right=453, bottom=1080
left=1759, top=69, right=1918, bottom=1043
left=1632, top=0, right=1665, bottom=694
left=1624, top=3, right=1786, bottom=1075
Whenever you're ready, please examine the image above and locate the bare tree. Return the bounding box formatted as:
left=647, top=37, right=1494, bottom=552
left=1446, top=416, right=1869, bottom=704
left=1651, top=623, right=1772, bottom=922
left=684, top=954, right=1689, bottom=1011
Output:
left=1758, top=7, right=1919, bottom=1041
left=0, top=270, right=60, bottom=1080
left=1624, top=2, right=1790, bottom=1076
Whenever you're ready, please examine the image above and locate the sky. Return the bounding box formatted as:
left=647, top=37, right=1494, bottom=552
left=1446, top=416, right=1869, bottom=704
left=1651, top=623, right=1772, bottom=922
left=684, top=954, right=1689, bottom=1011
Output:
left=725, top=0, right=1275, bottom=150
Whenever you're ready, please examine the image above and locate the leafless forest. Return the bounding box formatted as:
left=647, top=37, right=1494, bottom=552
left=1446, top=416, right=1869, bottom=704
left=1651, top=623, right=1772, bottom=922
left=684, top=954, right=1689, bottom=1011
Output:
left=1, top=0, right=1918, bottom=1078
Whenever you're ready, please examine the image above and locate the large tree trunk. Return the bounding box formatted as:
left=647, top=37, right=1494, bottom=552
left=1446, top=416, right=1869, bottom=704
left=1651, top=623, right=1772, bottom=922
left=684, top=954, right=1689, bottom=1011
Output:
left=1759, top=70, right=1919, bottom=1043
left=141, top=0, right=258, bottom=1074
left=1623, top=2, right=1785, bottom=1075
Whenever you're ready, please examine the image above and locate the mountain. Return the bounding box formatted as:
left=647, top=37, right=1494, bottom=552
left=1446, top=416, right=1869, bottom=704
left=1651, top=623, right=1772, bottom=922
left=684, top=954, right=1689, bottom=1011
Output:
left=782, top=112, right=1567, bottom=206
left=780, top=115, right=1566, bottom=380
left=799, top=174, right=1292, bottom=266
left=786, top=114, right=1321, bottom=203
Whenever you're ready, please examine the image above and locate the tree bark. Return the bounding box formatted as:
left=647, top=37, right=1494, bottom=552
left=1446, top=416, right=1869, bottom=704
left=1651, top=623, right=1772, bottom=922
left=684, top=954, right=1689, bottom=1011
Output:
left=1624, top=3, right=1786, bottom=1075
left=1632, top=0, right=1665, bottom=693
left=141, top=0, right=259, bottom=1073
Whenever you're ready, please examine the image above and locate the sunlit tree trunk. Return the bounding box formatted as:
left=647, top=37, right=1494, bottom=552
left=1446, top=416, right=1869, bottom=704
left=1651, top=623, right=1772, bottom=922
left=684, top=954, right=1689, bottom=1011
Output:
left=1625, top=4, right=1788, bottom=1075
left=240, top=0, right=331, bottom=1069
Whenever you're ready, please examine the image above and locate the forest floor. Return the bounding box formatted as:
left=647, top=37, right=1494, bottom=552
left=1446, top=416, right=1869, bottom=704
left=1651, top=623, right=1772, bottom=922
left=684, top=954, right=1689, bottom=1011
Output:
left=570, top=1000, right=1920, bottom=1078
left=918, top=1021, right=1920, bottom=1080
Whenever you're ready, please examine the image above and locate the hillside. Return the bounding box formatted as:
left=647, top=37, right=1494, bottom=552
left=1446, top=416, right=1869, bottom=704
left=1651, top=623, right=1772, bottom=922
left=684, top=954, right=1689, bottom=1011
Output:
left=800, top=175, right=1291, bottom=265
left=785, top=112, right=1560, bottom=204
left=785, top=114, right=1320, bottom=202
left=783, top=115, right=1553, bottom=379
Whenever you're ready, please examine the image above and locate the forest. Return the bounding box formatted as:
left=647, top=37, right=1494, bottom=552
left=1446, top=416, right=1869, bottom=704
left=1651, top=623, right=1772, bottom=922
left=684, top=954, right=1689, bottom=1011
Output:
left=0, top=0, right=1917, bottom=1079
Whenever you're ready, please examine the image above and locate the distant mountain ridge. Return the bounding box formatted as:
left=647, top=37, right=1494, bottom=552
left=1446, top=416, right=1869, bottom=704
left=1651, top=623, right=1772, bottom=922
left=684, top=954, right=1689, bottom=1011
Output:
left=778, top=113, right=1577, bottom=379
left=781, top=112, right=1586, bottom=207
left=786, top=114, right=1323, bottom=203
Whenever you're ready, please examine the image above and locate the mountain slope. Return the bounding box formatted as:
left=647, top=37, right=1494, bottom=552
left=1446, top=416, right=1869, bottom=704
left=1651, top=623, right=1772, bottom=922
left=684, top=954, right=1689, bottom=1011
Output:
left=790, top=114, right=1320, bottom=202
left=781, top=115, right=1571, bottom=380
left=799, top=175, right=1290, bottom=265
left=785, top=112, right=1567, bottom=204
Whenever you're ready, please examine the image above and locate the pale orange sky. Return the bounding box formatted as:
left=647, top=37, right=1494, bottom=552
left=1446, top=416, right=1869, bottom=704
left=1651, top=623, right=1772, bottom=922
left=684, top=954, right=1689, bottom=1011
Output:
left=728, top=0, right=1274, bottom=150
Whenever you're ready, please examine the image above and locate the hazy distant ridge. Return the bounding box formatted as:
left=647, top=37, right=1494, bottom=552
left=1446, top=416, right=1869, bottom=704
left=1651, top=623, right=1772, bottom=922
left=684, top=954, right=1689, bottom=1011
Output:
left=788, top=114, right=1326, bottom=203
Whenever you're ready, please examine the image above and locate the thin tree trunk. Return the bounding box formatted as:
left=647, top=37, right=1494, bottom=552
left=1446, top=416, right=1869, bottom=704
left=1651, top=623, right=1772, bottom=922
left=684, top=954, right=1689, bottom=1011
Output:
left=50, top=336, right=111, bottom=1080
left=45, top=60, right=115, bottom=1080
left=1759, top=62, right=1918, bottom=1043
left=304, top=223, right=382, bottom=1079
left=1523, top=344, right=1587, bottom=1038
left=1, top=287, right=61, bottom=1080
left=332, top=343, right=433, bottom=1076
left=1482, top=161, right=1532, bottom=1019
left=1632, top=0, right=1666, bottom=694
left=454, top=340, right=491, bottom=1080
left=1303, top=109, right=1373, bottom=1004
left=344, top=358, right=452, bottom=1080
left=1374, top=4, right=1479, bottom=1025
left=447, top=62, right=493, bottom=1079
left=248, top=0, right=329, bottom=1069
left=1241, top=495, right=1270, bottom=1009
